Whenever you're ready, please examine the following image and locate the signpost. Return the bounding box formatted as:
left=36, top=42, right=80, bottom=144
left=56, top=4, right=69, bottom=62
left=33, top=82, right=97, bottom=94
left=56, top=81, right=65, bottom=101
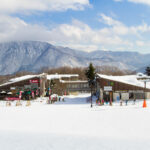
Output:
left=137, top=74, right=150, bottom=108
left=104, top=86, right=112, bottom=91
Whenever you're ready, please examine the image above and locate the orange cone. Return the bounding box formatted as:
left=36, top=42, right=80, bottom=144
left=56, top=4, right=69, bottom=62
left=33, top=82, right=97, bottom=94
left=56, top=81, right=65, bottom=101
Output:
left=143, top=100, right=147, bottom=108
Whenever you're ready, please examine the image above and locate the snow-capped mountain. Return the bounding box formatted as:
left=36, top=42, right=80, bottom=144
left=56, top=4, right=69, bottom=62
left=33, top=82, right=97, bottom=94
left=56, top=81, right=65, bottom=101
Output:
left=0, top=41, right=149, bottom=75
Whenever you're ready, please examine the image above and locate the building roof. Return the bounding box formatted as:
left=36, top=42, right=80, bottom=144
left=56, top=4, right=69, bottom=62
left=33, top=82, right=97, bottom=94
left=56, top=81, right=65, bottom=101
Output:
left=0, top=73, right=79, bottom=87
left=0, top=74, right=41, bottom=87
left=47, top=74, right=79, bottom=80
left=60, top=80, right=88, bottom=83
left=97, top=74, right=150, bottom=89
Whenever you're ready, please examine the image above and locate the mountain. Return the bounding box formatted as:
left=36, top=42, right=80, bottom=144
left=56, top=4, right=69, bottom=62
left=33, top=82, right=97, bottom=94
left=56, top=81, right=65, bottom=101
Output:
left=0, top=41, right=149, bottom=75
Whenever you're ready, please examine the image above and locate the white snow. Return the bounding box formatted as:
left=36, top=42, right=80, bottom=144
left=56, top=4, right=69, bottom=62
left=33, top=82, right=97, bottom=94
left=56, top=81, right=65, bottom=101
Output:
left=47, top=74, right=79, bottom=80
left=98, top=74, right=150, bottom=89
left=0, top=75, right=36, bottom=87
left=9, top=75, right=38, bottom=82
left=0, top=73, right=79, bottom=87
left=60, top=79, right=88, bottom=83
left=0, top=94, right=150, bottom=150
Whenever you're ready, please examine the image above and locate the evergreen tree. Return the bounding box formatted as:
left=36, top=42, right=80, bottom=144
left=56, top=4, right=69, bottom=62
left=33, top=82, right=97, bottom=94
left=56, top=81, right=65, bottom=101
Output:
left=50, top=79, right=55, bottom=94
left=145, top=66, right=150, bottom=76
left=85, top=63, right=96, bottom=107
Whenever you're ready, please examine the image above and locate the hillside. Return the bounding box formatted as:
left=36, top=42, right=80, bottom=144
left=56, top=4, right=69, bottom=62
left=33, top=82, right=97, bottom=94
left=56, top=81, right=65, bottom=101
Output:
left=0, top=41, right=149, bottom=75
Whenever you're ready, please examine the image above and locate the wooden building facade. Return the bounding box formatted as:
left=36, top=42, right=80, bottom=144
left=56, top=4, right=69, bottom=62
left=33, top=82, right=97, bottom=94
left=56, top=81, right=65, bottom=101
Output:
left=96, top=74, right=150, bottom=102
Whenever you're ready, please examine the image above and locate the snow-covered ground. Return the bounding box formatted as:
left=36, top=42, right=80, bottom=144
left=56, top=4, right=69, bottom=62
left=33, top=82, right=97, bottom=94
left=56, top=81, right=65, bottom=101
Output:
left=0, top=94, right=150, bottom=150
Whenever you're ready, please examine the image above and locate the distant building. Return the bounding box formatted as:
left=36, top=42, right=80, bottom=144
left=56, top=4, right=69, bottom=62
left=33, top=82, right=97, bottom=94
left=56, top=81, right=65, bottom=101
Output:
left=47, top=74, right=90, bottom=95
left=96, top=74, right=150, bottom=102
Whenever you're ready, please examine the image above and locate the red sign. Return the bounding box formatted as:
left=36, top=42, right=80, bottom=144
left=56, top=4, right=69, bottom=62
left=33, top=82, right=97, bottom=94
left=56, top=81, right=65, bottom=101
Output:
left=29, top=80, right=39, bottom=83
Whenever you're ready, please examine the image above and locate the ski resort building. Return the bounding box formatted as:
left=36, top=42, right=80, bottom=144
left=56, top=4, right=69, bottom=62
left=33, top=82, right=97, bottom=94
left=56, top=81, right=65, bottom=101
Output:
left=47, top=74, right=90, bottom=95
left=0, top=73, right=47, bottom=99
left=96, top=74, right=150, bottom=102
left=0, top=73, right=90, bottom=100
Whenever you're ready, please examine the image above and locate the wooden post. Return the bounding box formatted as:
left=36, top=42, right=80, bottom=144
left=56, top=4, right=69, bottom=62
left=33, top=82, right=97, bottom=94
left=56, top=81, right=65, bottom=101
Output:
left=91, top=87, right=93, bottom=108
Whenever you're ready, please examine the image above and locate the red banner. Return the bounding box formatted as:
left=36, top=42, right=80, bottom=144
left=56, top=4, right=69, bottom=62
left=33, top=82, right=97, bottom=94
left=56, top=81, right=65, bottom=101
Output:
left=5, top=97, right=20, bottom=101
left=19, top=91, right=23, bottom=100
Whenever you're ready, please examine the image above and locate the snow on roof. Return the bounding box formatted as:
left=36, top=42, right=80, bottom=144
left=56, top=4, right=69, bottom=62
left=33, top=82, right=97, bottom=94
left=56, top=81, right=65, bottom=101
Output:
left=97, top=74, right=150, bottom=89
left=0, top=73, right=79, bottom=87
left=60, top=80, right=88, bottom=83
left=9, top=75, right=38, bottom=82
left=47, top=74, right=79, bottom=80
left=0, top=74, right=43, bottom=87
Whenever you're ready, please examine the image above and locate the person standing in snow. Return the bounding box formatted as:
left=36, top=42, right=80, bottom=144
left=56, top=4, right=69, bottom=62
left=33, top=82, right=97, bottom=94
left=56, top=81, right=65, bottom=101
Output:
left=59, top=96, right=61, bottom=101
left=125, top=100, right=128, bottom=106
left=120, top=99, right=123, bottom=106
left=101, top=99, right=104, bottom=105
left=133, top=98, right=136, bottom=105
left=62, top=97, right=64, bottom=102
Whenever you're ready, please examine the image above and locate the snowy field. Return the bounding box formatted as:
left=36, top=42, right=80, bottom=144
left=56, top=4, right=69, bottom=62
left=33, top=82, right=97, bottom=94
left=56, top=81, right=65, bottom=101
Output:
left=1, top=94, right=150, bottom=150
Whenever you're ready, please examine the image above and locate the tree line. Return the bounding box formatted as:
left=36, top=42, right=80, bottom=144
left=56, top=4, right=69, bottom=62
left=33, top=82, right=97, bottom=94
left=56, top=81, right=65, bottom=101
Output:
left=0, top=66, right=136, bottom=84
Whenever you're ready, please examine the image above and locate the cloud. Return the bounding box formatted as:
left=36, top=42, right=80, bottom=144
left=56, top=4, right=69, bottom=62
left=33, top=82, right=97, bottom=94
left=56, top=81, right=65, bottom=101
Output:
left=99, top=13, right=150, bottom=36
left=128, top=0, right=150, bottom=6
left=0, top=0, right=90, bottom=14
left=113, top=0, right=123, bottom=2
left=114, top=0, right=150, bottom=6
left=0, top=13, right=150, bottom=52
left=99, top=13, right=122, bottom=26
left=0, top=15, right=132, bottom=52
left=136, top=40, right=145, bottom=46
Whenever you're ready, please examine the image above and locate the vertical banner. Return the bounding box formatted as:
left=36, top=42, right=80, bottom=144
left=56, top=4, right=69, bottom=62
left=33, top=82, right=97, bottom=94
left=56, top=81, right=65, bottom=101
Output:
left=64, top=90, right=66, bottom=96
left=19, top=91, right=22, bottom=100
left=49, top=88, right=51, bottom=95
left=32, top=91, right=35, bottom=99
left=36, top=89, right=39, bottom=96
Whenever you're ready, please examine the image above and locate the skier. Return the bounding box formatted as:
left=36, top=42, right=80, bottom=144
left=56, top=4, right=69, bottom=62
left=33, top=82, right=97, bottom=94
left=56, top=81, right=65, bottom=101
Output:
left=133, top=98, right=136, bottom=105
left=125, top=100, right=128, bottom=106
left=110, top=99, right=112, bottom=106
left=101, top=99, right=104, bottom=105
left=59, top=96, right=61, bottom=101
left=62, top=97, right=65, bottom=102
left=120, top=99, right=123, bottom=106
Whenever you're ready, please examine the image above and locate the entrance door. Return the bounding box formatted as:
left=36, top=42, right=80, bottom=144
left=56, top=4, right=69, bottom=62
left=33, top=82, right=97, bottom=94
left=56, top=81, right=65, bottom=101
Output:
left=103, top=91, right=113, bottom=102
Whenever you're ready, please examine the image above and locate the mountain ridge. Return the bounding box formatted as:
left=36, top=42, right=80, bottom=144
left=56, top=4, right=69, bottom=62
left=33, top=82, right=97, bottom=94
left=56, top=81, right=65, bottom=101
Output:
left=0, top=41, right=149, bottom=75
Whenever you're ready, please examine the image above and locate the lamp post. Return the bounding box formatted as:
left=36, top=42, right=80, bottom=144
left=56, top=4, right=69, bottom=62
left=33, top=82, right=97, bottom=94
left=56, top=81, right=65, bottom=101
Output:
left=89, top=78, right=96, bottom=108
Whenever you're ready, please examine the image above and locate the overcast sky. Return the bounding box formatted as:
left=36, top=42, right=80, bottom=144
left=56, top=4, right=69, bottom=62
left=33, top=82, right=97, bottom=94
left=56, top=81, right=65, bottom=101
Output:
left=1, top=0, right=150, bottom=53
